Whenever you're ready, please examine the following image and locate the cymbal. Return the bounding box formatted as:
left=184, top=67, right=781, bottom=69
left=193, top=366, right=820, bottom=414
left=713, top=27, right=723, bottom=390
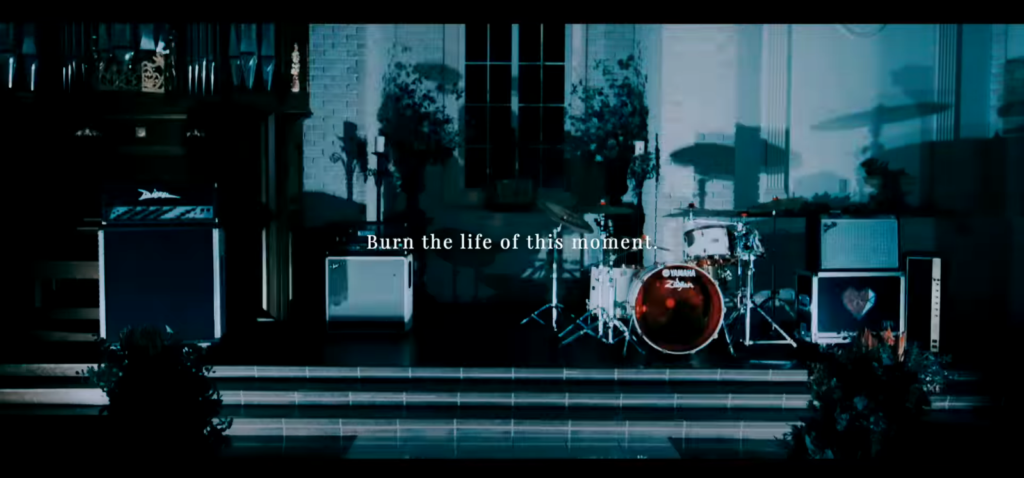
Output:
left=537, top=200, right=594, bottom=234
left=577, top=204, right=634, bottom=215
left=998, top=101, right=1024, bottom=118
left=812, top=103, right=950, bottom=131
left=430, top=228, right=500, bottom=268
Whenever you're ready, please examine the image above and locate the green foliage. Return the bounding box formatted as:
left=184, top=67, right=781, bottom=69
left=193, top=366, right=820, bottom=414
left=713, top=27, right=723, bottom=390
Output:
left=376, top=46, right=462, bottom=201
left=565, top=54, right=656, bottom=199
left=77, top=325, right=231, bottom=457
left=784, top=331, right=951, bottom=459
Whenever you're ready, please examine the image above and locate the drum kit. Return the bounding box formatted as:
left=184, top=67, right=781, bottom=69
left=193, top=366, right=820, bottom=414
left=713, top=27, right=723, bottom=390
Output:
left=522, top=199, right=797, bottom=357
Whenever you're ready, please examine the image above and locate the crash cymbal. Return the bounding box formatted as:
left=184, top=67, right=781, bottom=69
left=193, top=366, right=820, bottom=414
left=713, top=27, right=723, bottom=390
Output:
left=537, top=200, right=594, bottom=234
left=812, top=103, right=950, bottom=131
left=998, top=101, right=1024, bottom=118
left=577, top=204, right=635, bottom=215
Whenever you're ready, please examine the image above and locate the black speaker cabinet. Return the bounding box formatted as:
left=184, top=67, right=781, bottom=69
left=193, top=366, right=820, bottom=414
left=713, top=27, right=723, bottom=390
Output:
left=795, top=270, right=905, bottom=344
left=100, top=227, right=226, bottom=343
left=905, top=256, right=942, bottom=353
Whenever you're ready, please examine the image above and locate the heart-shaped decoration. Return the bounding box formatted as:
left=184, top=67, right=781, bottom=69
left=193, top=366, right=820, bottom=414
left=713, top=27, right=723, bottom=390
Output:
left=841, top=287, right=876, bottom=320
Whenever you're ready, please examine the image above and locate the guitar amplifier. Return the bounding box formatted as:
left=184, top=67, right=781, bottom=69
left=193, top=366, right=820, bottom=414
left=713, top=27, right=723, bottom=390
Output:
left=99, top=184, right=223, bottom=343
left=795, top=270, right=905, bottom=344
left=905, top=256, right=942, bottom=353
left=326, top=251, right=413, bottom=332
left=807, top=216, right=899, bottom=271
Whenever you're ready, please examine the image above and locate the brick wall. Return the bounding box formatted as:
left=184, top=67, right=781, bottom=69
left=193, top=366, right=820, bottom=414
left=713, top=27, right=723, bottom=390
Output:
left=644, top=25, right=739, bottom=264
left=303, top=25, right=447, bottom=226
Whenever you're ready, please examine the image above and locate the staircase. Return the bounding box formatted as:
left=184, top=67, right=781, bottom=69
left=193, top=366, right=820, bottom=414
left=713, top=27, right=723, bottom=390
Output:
left=0, top=364, right=984, bottom=459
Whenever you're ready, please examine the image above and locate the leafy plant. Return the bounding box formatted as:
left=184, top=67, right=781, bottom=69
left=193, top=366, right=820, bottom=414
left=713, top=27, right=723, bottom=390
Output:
left=376, top=47, right=462, bottom=214
left=565, top=54, right=655, bottom=201
left=784, top=329, right=951, bottom=459
left=77, top=325, right=232, bottom=457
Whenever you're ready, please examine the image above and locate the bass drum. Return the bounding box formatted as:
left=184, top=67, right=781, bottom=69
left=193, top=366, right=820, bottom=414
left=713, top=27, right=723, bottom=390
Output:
left=629, top=264, right=725, bottom=355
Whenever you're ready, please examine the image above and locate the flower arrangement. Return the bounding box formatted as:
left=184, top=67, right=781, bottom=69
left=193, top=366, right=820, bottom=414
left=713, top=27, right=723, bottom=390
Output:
left=785, top=328, right=951, bottom=459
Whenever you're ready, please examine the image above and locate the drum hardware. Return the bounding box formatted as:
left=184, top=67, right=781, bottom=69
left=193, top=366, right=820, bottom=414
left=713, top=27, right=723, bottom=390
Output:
left=559, top=309, right=646, bottom=356
left=733, top=240, right=797, bottom=349
left=520, top=224, right=567, bottom=332
left=559, top=265, right=646, bottom=355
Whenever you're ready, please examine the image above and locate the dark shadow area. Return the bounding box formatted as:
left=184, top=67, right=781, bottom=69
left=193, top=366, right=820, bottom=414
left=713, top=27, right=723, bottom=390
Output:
left=329, top=121, right=369, bottom=203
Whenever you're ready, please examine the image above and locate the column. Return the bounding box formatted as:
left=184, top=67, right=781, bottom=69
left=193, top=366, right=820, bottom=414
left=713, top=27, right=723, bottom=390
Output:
left=759, top=24, right=791, bottom=202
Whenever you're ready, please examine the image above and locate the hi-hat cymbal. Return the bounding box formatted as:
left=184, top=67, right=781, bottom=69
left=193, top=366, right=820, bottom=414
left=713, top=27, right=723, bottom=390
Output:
left=537, top=200, right=594, bottom=234
left=812, top=103, right=950, bottom=131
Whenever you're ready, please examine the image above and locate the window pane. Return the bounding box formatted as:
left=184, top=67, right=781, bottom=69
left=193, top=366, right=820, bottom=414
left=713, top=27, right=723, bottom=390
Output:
left=490, top=106, right=513, bottom=148
left=519, top=64, right=541, bottom=105
left=464, top=147, right=488, bottom=188
left=489, top=24, right=512, bottom=62
left=466, top=24, right=488, bottom=63
left=541, top=147, right=566, bottom=188
left=541, top=106, right=566, bottom=146
left=464, top=65, right=487, bottom=105
left=542, top=24, right=566, bottom=63
left=542, top=65, right=565, bottom=105
left=465, top=106, right=488, bottom=146
left=519, top=24, right=541, bottom=63
left=490, top=144, right=516, bottom=181
left=518, top=146, right=541, bottom=184
left=518, top=106, right=541, bottom=145
left=489, top=64, right=512, bottom=105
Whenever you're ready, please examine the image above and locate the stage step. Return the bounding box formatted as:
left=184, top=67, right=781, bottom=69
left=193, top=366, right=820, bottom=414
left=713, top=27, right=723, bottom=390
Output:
left=0, top=388, right=986, bottom=411
left=0, top=364, right=979, bottom=382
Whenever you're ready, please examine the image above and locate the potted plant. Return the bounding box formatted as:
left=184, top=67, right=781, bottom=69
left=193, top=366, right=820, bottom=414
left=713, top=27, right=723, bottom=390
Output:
left=565, top=54, right=657, bottom=204
left=784, top=329, right=951, bottom=459
left=78, top=325, right=232, bottom=457
left=375, top=48, right=462, bottom=221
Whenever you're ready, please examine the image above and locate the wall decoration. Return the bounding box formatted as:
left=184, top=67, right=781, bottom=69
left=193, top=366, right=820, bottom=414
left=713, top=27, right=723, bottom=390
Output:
left=75, top=128, right=100, bottom=137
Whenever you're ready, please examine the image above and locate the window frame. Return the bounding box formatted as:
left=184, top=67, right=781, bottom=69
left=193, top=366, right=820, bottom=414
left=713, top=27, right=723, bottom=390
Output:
left=462, top=23, right=571, bottom=190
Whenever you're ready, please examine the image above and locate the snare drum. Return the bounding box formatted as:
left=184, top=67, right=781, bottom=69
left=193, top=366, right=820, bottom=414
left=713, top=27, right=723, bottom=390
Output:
left=628, top=263, right=725, bottom=355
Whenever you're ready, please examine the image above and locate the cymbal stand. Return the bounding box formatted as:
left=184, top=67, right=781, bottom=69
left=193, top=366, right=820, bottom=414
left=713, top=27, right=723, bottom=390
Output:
left=559, top=308, right=644, bottom=356
left=520, top=224, right=564, bottom=332
left=739, top=253, right=796, bottom=347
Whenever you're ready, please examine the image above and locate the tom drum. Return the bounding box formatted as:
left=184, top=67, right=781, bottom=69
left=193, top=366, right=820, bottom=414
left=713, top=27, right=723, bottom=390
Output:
left=629, top=263, right=725, bottom=355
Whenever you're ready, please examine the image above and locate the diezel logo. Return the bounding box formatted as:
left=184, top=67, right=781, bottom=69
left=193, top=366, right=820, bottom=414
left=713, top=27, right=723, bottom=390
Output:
left=138, top=189, right=180, bottom=200
left=662, top=268, right=697, bottom=278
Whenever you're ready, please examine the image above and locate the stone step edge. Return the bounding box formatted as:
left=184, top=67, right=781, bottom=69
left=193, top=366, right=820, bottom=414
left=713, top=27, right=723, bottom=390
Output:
left=0, top=364, right=978, bottom=382
left=1, top=364, right=809, bottom=381
left=225, top=418, right=797, bottom=441
left=0, top=388, right=985, bottom=410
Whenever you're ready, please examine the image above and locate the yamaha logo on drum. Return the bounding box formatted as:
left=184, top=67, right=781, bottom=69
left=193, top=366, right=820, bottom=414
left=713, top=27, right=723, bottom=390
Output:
left=662, top=268, right=697, bottom=278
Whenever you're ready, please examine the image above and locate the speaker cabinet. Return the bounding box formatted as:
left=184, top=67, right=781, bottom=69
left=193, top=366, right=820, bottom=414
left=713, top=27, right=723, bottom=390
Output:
left=326, top=254, right=413, bottom=331
left=905, top=256, right=942, bottom=353
left=100, top=227, right=225, bottom=343
left=807, top=216, right=900, bottom=271
left=796, top=271, right=906, bottom=344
